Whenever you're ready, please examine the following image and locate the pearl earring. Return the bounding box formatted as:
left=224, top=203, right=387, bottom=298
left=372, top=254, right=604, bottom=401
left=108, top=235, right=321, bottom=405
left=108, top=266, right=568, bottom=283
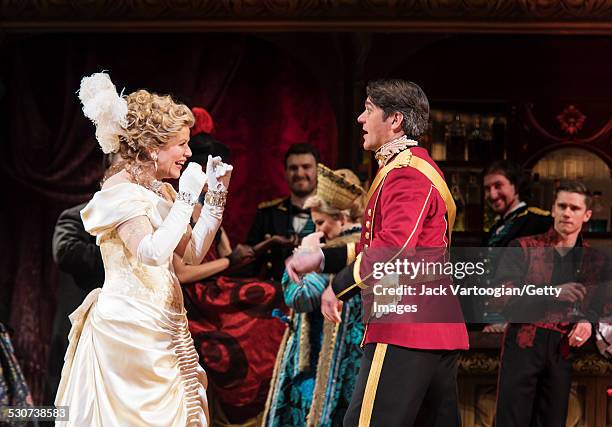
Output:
left=151, top=152, right=159, bottom=173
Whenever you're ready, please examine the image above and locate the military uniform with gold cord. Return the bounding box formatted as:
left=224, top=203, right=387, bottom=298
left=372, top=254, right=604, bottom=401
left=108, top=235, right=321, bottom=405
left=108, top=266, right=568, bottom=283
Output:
left=246, top=197, right=315, bottom=281
left=286, top=79, right=470, bottom=427
left=321, top=146, right=469, bottom=427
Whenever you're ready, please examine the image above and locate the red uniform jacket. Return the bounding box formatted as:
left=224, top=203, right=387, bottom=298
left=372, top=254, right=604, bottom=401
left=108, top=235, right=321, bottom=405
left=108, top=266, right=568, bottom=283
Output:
left=356, top=147, right=469, bottom=350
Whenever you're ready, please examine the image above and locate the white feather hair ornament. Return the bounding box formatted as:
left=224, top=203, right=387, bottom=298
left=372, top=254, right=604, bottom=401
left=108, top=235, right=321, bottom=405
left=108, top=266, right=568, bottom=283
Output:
left=78, top=72, right=128, bottom=154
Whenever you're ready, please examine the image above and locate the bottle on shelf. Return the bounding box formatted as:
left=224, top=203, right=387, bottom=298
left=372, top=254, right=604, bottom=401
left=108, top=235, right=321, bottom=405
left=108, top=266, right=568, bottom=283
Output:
left=589, top=191, right=608, bottom=232
left=467, top=114, right=485, bottom=163
left=490, top=114, right=506, bottom=161
left=465, top=174, right=482, bottom=231
left=430, top=110, right=447, bottom=161
left=420, top=119, right=433, bottom=153
left=446, top=113, right=467, bottom=162
left=450, top=173, right=466, bottom=231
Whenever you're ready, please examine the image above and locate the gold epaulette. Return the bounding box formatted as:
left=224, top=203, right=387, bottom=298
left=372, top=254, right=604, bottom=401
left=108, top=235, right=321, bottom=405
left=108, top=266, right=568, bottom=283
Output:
left=527, top=207, right=551, bottom=216
left=257, top=197, right=285, bottom=209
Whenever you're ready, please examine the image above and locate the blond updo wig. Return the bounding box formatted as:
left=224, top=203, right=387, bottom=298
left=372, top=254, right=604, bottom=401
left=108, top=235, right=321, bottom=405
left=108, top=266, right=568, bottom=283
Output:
left=304, top=169, right=364, bottom=223
left=120, top=89, right=194, bottom=159
left=104, top=90, right=194, bottom=181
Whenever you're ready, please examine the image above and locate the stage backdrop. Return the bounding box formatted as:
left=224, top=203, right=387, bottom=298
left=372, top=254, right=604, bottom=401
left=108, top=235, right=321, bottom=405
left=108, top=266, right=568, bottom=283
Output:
left=0, top=33, right=337, bottom=403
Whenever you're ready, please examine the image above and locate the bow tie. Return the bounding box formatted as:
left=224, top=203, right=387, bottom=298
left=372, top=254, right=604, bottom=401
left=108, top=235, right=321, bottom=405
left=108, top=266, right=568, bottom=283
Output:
left=291, top=205, right=310, bottom=215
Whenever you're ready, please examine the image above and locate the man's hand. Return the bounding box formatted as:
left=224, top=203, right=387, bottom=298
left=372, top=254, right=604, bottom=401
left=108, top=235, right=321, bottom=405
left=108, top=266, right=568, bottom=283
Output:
left=557, top=282, right=587, bottom=303
left=321, top=284, right=343, bottom=323
left=568, top=322, right=592, bottom=347
left=269, top=235, right=299, bottom=248
left=227, top=243, right=255, bottom=268
left=482, top=323, right=507, bottom=333
left=285, top=249, right=324, bottom=283
left=301, top=231, right=324, bottom=249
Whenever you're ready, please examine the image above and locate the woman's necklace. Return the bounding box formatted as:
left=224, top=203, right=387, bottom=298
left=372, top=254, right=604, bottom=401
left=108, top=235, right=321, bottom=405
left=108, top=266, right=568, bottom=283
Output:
left=128, top=165, right=163, bottom=197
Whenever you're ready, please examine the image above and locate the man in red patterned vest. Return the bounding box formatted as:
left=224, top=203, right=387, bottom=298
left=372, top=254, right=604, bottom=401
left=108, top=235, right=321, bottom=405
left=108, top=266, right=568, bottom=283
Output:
left=286, top=79, right=468, bottom=427
left=495, top=181, right=603, bottom=427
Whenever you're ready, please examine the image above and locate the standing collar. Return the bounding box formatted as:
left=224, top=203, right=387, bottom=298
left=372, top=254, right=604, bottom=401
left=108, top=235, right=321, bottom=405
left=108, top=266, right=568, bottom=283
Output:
left=503, top=201, right=527, bottom=220
left=374, top=135, right=418, bottom=166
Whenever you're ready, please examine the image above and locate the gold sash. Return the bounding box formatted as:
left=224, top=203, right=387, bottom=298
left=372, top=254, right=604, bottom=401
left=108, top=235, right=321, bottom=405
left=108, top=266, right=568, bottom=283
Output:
left=366, top=149, right=456, bottom=241
left=335, top=149, right=456, bottom=300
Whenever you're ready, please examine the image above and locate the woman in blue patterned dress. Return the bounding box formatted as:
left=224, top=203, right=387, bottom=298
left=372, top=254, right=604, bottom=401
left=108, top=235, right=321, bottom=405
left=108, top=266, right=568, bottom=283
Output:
left=264, top=166, right=365, bottom=427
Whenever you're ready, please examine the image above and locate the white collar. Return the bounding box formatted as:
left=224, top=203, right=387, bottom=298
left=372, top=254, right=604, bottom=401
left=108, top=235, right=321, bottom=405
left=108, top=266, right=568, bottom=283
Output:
left=374, top=135, right=418, bottom=166
left=494, top=201, right=527, bottom=222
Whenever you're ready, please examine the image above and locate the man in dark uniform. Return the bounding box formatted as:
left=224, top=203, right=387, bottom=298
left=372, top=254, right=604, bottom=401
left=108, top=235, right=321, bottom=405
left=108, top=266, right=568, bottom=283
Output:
left=484, top=160, right=552, bottom=248
left=48, top=202, right=105, bottom=399
left=245, top=142, right=318, bottom=281
left=481, top=160, right=553, bottom=330
left=287, top=79, right=468, bottom=427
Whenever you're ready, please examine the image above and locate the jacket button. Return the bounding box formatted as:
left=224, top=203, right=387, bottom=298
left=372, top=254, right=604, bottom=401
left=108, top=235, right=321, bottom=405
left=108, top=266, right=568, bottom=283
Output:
left=366, top=220, right=371, bottom=229
left=368, top=208, right=372, bottom=216
left=266, top=262, right=273, bottom=269
left=365, top=232, right=370, bottom=239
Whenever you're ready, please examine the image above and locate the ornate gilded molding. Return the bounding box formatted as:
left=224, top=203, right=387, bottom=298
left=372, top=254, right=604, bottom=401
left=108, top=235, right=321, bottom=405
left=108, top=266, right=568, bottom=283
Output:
left=459, top=352, right=612, bottom=376
left=459, top=352, right=500, bottom=374
left=572, top=353, right=612, bottom=375
left=3, top=1, right=612, bottom=32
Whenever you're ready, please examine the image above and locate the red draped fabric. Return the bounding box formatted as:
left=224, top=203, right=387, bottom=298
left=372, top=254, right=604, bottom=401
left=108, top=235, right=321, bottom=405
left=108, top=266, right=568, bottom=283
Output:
left=0, top=33, right=336, bottom=403
left=184, top=276, right=286, bottom=423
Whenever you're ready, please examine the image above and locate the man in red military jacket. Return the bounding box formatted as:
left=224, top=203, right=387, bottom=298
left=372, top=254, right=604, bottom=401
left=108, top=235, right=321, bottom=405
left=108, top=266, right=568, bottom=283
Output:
left=286, top=79, right=468, bottom=427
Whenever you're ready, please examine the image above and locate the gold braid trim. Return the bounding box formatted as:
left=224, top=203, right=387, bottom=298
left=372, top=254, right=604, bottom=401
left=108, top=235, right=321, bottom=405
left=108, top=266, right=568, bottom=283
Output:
left=307, top=277, right=340, bottom=427
left=323, top=230, right=361, bottom=248
left=359, top=343, right=388, bottom=427
left=298, top=312, right=311, bottom=373
left=262, top=311, right=293, bottom=424
left=325, top=231, right=360, bottom=266
left=346, top=242, right=356, bottom=265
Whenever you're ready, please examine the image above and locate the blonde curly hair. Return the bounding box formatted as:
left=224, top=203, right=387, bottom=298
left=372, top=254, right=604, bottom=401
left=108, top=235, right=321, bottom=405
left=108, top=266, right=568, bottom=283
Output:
left=105, top=89, right=194, bottom=179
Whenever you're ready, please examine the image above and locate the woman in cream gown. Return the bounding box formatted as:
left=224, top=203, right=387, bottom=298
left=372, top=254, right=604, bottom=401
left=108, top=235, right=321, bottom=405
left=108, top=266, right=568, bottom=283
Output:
left=55, top=73, right=232, bottom=427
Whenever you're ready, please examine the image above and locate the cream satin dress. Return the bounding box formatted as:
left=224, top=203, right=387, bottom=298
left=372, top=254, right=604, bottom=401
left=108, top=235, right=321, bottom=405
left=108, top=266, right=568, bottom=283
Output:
left=55, top=183, right=209, bottom=426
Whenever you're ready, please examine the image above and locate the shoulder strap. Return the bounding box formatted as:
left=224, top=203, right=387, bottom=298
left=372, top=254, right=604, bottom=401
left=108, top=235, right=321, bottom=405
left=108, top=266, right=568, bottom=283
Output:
left=366, top=149, right=456, bottom=244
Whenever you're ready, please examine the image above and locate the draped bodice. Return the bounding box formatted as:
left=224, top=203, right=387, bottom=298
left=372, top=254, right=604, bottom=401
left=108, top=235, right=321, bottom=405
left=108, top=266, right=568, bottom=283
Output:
left=81, top=182, right=185, bottom=313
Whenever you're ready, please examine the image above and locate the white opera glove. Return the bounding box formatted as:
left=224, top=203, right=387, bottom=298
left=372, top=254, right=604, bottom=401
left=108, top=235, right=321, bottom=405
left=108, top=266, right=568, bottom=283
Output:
left=179, top=162, right=208, bottom=203
left=134, top=201, right=193, bottom=266
left=185, top=201, right=223, bottom=265
left=184, top=158, right=234, bottom=265
left=206, top=155, right=233, bottom=192
left=134, top=163, right=206, bottom=266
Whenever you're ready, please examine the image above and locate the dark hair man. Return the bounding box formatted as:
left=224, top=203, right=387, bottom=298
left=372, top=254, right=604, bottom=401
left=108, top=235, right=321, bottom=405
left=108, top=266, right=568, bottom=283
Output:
left=495, top=181, right=602, bottom=427
left=479, top=161, right=554, bottom=332
left=484, top=160, right=552, bottom=247
left=286, top=79, right=468, bottom=426
left=245, top=142, right=319, bottom=281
